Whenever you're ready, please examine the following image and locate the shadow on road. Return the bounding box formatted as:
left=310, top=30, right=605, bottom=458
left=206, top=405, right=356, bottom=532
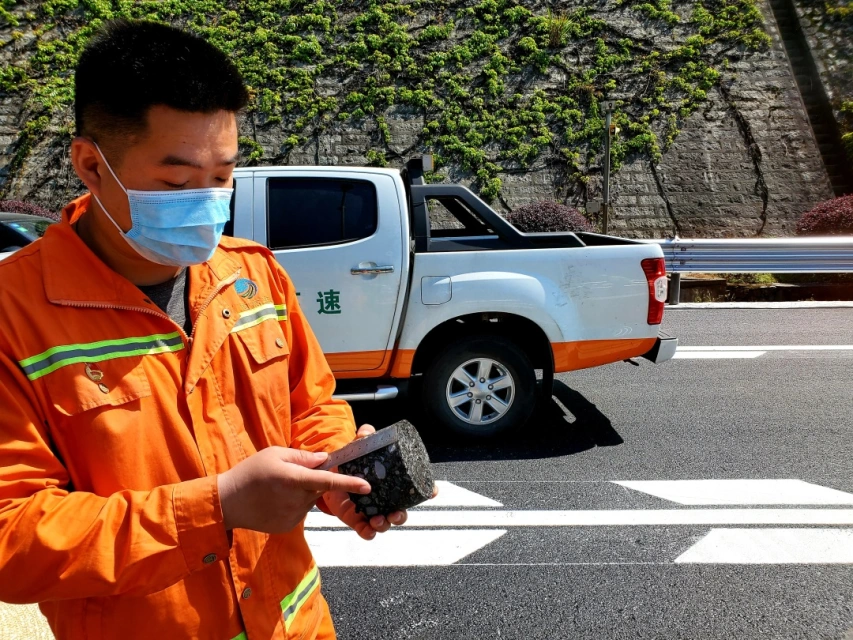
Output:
left=351, top=379, right=622, bottom=462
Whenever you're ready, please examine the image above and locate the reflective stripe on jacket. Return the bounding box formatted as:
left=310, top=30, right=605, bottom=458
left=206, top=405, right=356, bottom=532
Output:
left=0, top=195, right=355, bottom=639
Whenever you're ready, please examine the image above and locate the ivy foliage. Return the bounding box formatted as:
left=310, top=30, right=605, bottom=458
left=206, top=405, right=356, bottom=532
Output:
left=1, top=0, right=770, bottom=202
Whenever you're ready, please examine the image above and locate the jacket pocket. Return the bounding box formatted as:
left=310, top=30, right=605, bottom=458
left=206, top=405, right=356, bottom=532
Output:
left=233, top=312, right=290, bottom=365
left=231, top=316, right=292, bottom=444
left=42, top=358, right=151, bottom=416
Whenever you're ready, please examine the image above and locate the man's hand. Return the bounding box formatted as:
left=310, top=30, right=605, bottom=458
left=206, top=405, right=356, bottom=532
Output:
left=217, top=447, right=371, bottom=534
left=322, top=425, right=438, bottom=541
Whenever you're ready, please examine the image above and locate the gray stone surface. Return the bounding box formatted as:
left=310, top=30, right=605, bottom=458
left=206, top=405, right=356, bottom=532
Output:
left=793, top=0, right=853, bottom=118
left=0, top=0, right=836, bottom=237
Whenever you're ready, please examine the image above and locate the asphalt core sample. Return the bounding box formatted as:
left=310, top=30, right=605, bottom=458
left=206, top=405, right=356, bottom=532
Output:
left=319, top=424, right=435, bottom=516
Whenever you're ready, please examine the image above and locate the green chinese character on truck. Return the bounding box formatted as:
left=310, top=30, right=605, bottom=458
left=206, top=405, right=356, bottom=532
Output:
left=317, top=290, right=341, bottom=315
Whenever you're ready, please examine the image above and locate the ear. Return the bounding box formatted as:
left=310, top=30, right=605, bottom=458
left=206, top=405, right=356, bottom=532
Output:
left=71, top=137, right=104, bottom=198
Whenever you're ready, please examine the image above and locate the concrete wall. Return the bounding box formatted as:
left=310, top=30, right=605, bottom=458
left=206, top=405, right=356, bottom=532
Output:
left=0, top=0, right=835, bottom=237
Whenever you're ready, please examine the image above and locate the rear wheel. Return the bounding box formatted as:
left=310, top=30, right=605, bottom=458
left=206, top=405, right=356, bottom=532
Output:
left=422, top=336, right=536, bottom=439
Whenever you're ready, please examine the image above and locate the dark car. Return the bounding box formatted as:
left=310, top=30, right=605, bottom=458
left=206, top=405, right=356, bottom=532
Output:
left=0, top=212, right=56, bottom=253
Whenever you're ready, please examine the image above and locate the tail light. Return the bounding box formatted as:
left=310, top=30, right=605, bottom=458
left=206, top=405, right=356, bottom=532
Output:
left=641, top=258, right=667, bottom=325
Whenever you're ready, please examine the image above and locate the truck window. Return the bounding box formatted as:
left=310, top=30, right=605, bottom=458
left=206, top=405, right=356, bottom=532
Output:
left=267, top=178, right=378, bottom=249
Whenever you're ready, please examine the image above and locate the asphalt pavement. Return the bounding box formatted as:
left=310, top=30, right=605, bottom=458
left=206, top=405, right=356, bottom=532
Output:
left=328, top=307, right=853, bottom=640
left=3, top=307, right=852, bottom=639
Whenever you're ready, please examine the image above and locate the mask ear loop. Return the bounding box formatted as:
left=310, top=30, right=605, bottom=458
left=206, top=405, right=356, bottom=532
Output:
left=92, top=141, right=129, bottom=194
left=90, top=141, right=132, bottom=235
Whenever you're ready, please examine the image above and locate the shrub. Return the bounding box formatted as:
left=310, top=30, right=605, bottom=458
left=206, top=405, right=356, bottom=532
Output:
left=506, top=201, right=594, bottom=233
left=795, top=195, right=853, bottom=235
left=0, top=200, right=60, bottom=222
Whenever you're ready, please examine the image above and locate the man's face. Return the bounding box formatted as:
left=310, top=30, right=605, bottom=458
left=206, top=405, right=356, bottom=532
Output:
left=92, top=105, right=239, bottom=234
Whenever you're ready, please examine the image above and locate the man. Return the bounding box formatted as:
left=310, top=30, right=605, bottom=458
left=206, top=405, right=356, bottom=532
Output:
left=0, top=20, right=413, bottom=639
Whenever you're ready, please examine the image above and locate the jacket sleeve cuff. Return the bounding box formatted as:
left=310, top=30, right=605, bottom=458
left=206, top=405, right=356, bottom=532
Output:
left=173, top=476, right=231, bottom=573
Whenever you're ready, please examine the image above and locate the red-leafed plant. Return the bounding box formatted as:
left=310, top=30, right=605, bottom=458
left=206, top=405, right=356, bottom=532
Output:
left=506, top=201, right=594, bottom=233
left=796, top=195, right=853, bottom=235
left=0, top=200, right=60, bottom=222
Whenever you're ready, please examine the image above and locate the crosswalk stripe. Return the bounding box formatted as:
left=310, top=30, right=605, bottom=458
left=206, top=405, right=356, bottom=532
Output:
left=305, top=508, right=853, bottom=528
left=613, top=479, right=853, bottom=505
left=306, top=530, right=506, bottom=567
left=674, top=528, right=853, bottom=564
left=415, top=480, right=503, bottom=508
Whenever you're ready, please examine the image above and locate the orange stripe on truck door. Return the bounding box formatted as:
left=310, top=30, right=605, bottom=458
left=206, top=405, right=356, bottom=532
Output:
left=326, top=349, right=415, bottom=379
left=326, top=350, right=392, bottom=378
left=325, top=339, right=654, bottom=380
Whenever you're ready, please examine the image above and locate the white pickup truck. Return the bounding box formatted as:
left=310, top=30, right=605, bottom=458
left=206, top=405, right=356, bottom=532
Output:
left=1, top=158, right=676, bottom=438
left=228, top=157, right=675, bottom=437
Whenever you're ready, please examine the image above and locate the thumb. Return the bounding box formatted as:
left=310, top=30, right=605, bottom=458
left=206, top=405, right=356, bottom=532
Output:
left=278, top=448, right=328, bottom=469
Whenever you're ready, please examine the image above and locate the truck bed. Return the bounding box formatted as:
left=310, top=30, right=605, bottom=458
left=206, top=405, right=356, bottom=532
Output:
left=524, top=231, right=647, bottom=248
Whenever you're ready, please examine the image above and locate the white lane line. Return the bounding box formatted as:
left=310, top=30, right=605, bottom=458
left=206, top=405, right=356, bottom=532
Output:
left=679, top=345, right=853, bottom=351
left=668, top=302, right=853, bottom=309
left=306, top=530, right=506, bottom=567
left=415, top=480, right=503, bottom=508
left=305, top=509, right=853, bottom=528
left=613, top=479, right=853, bottom=505
left=675, top=528, right=853, bottom=564
left=673, top=350, right=765, bottom=359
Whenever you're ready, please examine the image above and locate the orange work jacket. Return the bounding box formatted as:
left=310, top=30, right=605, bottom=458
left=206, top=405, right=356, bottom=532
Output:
left=0, top=195, right=356, bottom=639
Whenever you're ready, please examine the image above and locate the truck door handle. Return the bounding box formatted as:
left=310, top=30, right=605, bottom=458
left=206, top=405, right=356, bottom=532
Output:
left=351, top=265, right=395, bottom=275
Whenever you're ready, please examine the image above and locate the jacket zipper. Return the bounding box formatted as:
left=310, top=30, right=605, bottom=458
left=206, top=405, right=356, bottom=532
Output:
left=187, top=270, right=241, bottom=348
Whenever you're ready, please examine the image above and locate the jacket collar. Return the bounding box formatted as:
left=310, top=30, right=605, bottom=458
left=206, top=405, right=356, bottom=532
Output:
left=42, top=194, right=241, bottom=307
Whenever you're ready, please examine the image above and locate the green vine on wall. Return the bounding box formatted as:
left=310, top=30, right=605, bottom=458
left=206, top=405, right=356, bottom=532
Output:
left=0, top=0, right=769, bottom=204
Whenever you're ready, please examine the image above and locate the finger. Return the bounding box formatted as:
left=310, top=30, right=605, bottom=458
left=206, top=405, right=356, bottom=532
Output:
left=355, top=424, right=376, bottom=439
left=369, top=515, right=392, bottom=533
left=431, top=483, right=439, bottom=499
left=387, top=510, right=407, bottom=526
left=354, top=520, right=376, bottom=540
left=277, top=447, right=329, bottom=469
left=290, top=466, right=372, bottom=495
left=346, top=509, right=376, bottom=540
left=326, top=493, right=375, bottom=540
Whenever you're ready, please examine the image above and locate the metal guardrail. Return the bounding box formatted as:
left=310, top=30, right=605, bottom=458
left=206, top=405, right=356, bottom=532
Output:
left=645, top=237, right=853, bottom=305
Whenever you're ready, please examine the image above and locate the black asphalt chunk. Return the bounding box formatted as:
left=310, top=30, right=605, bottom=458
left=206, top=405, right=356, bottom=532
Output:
left=339, top=424, right=435, bottom=516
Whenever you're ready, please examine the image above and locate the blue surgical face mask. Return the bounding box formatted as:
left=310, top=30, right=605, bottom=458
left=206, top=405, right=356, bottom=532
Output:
left=92, top=143, right=233, bottom=267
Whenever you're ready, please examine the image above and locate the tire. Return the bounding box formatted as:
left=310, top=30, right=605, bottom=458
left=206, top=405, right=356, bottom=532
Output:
left=422, top=336, right=537, bottom=439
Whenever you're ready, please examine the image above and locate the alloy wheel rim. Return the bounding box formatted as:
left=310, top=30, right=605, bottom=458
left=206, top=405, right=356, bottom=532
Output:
left=445, top=357, right=515, bottom=426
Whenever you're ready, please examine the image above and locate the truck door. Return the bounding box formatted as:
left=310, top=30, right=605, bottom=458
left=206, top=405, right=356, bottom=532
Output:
left=253, top=171, right=405, bottom=375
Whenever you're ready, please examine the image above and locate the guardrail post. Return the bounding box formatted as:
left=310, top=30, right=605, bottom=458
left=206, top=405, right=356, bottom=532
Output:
left=669, top=273, right=681, bottom=306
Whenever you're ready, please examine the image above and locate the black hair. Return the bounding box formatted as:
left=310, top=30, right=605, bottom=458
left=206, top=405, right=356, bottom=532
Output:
left=75, top=19, right=249, bottom=142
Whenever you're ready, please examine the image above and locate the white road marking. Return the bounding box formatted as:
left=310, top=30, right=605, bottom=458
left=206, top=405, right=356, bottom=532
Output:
left=306, top=482, right=853, bottom=564
left=667, top=302, right=853, bottom=309
left=306, top=530, right=506, bottom=567
left=613, top=479, right=853, bottom=505
left=304, top=508, right=853, bottom=528
left=673, top=350, right=766, bottom=359
left=673, top=345, right=853, bottom=359
left=679, top=345, right=853, bottom=351
left=415, top=480, right=503, bottom=508
left=675, top=528, right=853, bottom=564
